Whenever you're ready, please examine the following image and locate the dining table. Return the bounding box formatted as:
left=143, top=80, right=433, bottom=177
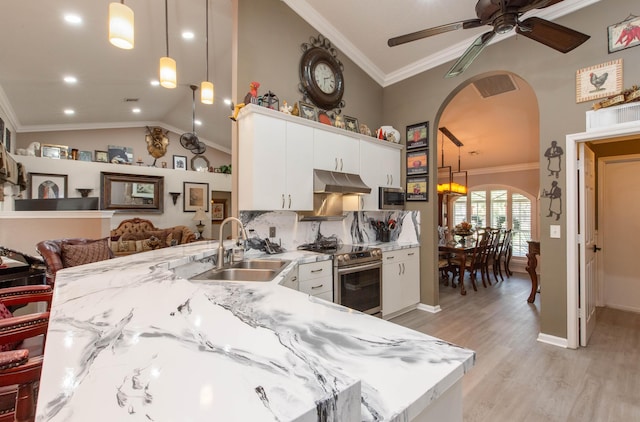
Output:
left=439, top=241, right=477, bottom=296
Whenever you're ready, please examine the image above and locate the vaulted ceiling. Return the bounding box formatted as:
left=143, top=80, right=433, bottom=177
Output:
left=0, top=0, right=596, bottom=165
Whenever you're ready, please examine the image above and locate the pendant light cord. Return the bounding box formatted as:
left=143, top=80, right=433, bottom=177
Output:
left=205, top=0, right=209, bottom=81
left=165, top=0, right=170, bottom=57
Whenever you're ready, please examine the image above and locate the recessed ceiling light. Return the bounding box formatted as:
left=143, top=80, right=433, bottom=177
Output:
left=132, top=108, right=141, bottom=114
left=64, top=109, right=75, bottom=115
left=223, top=99, right=232, bottom=105
left=63, top=76, right=77, bottom=84
left=150, top=80, right=160, bottom=86
left=182, top=31, right=195, bottom=40
left=64, top=14, right=82, bottom=25
left=194, top=120, right=202, bottom=126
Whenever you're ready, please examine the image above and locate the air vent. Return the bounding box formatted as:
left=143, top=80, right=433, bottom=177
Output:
left=472, top=74, right=517, bottom=98
left=124, top=98, right=139, bottom=102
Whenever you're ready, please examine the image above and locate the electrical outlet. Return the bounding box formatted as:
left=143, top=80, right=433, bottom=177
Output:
left=269, top=227, right=276, bottom=238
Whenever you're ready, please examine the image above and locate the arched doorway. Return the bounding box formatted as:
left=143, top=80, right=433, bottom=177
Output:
left=432, top=71, right=540, bottom=302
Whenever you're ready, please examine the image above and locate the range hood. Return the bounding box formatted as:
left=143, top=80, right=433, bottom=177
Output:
left=313, top=169, right=371, bottom=195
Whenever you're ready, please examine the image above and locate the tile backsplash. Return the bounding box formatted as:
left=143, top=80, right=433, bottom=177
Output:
left=239, top=210, right=420, bottom=251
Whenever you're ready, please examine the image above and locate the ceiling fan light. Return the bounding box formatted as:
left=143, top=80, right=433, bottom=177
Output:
left=108, top=2, right=134, bottom=50
left=201, top=81, right=214, bottom=104
left=159, top=57, right=177, bottom=89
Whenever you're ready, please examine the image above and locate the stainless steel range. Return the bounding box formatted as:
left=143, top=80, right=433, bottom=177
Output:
left=301, top=241, right=382, bottom=316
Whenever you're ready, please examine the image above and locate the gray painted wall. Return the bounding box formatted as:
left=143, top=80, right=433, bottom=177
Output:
left=234, top=0, right=640, bottom=339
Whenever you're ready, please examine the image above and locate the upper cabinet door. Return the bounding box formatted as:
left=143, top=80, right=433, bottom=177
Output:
left=359, top=141, right=402, bottom=210
left=313, top=130, right=359, bottom=174
left=285, top=122, right=313, bottom=210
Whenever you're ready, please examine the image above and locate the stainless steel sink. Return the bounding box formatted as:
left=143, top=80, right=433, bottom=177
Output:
left=232, top=259, right=289, bottom=270
left=191, top=259, right=290, bottom=282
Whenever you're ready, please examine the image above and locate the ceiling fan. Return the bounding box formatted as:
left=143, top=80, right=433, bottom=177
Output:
left=180, top=85, right=207, bottom=155
left=388, top=0, right=590, bottom=78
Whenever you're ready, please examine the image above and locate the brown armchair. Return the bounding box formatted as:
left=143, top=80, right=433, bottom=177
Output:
left=0, top=285, right=53, bottom=422
left=36, top=238, right=113, bottom=285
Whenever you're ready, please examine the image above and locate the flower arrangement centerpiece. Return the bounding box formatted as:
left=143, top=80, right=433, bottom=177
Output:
left=454, top=221, right=473, bottom=236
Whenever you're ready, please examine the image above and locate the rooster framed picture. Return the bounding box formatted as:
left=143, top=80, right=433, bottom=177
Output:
left=576, top=59, right=623, bottom=103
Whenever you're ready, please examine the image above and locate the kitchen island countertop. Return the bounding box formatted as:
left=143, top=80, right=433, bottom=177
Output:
left=36, top=240, right=473, bottom=421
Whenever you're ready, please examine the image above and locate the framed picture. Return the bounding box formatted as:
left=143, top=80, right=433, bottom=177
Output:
left=608, top=15, right=640, bottom=53
left=41, top=144, right=68, bottom=160
left=95, top=150, right=108, bottom=163
left=173, top=155, right=187, bottom=170
left=576, top=59, right=623, bottom=103
left=211, top=198, right=227, bottom=221
left=78, top=150, right=92, bottom=162
left=0, top=118, right=4, bottom=144
left=298, top=101, right=317, bottom=121
left=406, top=121, right=429, bottom=150
left=4, top=128, right=10, bottom=152
left=406, top=176, right=428, bottom=202
left=101, top=172, right=163, bottom=213
left=108, top=145, right=133, bottom=164
left=183, top=182, right=209, bottom=212
left=344, top=116, right=359, bottom=133
left=28, top=173, right=68, bottom=199
left=406, top=149, right=428, bottom=175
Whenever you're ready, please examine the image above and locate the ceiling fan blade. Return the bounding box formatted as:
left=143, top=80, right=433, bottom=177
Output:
left=516, top=17, right=590, bottom=53
left=388, top=19, right=483, bottom=47
left=445, top=31, right=496, bottom=78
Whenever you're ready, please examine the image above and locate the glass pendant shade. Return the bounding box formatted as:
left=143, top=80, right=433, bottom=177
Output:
left=159, top=56, right=177, bottom=89
left=108, top=2, right=134, bottom=50
left=201, top=81, right=214, bottom=104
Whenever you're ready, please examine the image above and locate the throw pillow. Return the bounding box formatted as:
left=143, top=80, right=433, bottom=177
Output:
left=0, top=303, right=19, bottom=352
left=61, top=238, right=112, bottom=268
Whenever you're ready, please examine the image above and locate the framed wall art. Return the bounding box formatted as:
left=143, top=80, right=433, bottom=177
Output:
left=41, top=144, right=69, bottom=160
left=576, top=59, right=623, bottom=103
left=78, top=150, right=92, bottom=162
left=406, top=149, right=428, bottom=175
left=4, top=128, right=9, bottom=152
left=173, top=155, right=187, bottom=170
left=211, top=199, right=227, bottom=221
left=29, top=173, right=68, bottom=199
left=298, top=101, right=317, bottom=121
left=184, top=182, right=209, bottom=212
left=95, top=150, right=108, bottom=163
left=344, top=116, right=359, bottom=133
left=406, top=176, right=428, bottom=202
left=108, top=145, right=133, bottom=164
left=608, top=15, right=640, bottom=53
left=406, top=121, right=429, bottom=150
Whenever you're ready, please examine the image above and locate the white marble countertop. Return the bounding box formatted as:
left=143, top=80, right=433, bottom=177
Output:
left=36, top=241, right=474, bottom=421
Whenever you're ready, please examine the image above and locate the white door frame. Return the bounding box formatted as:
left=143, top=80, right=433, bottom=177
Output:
left=565, top=123, right=640, bottom=349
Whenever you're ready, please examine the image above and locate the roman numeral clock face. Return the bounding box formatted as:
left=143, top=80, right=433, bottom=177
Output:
left=299, top=46, right=344, bottom=110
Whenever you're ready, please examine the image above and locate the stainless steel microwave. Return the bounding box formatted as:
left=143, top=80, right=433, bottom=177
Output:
left=379, top=187, right=405, bottom=210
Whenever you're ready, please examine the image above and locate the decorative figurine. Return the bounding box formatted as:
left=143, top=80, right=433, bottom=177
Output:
left=145, top=126, right=169, bottom=166
left=280, top=101, right=293, bottom=114
left=230, top=81, right=260, bottom=121
left=334, top=114, right=345, bottom=129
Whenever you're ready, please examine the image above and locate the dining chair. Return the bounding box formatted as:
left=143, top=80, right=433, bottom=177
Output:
left=451, top=230, right=490, bottom=292
left=0, top=285, right=53, bottom=422
left=497, top=229, right=513, bottom=279
left=483, top=228, right=502, bottom=285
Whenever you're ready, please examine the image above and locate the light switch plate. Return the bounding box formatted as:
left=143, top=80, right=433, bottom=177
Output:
left=550, top=225, right=561, bottom=239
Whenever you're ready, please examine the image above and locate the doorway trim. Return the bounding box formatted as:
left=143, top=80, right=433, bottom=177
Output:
left=565, top=123, right=640, bottom=349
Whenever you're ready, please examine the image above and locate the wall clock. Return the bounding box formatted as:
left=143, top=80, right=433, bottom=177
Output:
left=299, top=35, right=345, bottom=110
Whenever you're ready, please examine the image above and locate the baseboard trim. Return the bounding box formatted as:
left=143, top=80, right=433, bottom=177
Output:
left=537, top=333, right=568, bottom=348
left=417, top=303, right=442, bottom=314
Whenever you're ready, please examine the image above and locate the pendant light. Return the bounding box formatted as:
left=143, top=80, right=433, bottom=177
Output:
left=108, top=1, right=134, bottom=49
left=200, top=0, right=214, bottom=104
left=159, top=0, right=177, bottom=89
left=437, top=127, right=467, bottom=196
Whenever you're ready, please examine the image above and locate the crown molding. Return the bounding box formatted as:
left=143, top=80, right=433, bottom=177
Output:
left=283, top=0, right=600, bottom=87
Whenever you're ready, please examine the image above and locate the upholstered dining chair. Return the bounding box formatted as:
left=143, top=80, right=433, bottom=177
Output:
left=36, top=238, right=113, bottom=285
left=0, top=285, right=53, bottom=422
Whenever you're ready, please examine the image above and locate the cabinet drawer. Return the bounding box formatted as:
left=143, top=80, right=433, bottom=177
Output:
left=299, top=277, right=332, bottom=296
left=314, top=290, right=334, bottom=303
left=298, top=260, right=332, bottom=281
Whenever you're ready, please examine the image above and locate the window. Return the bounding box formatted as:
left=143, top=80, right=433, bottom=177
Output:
left=451, top=186, right=535, bottom=257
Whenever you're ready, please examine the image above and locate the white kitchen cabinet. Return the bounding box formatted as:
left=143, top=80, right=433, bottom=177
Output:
left=358, top=140, right=402, bottom=210
left=280, top=266, right=299, bottom=291
left=238, top=112, right=313, bottom=210
left=298, top=260, right=333, bottom=301
left=313, top=130, right=359, bottom=174
left=382, top=247, right=420, bottom=318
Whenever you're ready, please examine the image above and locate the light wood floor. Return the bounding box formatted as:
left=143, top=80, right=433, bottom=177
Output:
left=391, top=271, right=640, bottom=422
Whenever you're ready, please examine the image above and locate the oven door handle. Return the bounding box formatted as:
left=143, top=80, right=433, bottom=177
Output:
left=336, top=261, right=382, bottom=275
